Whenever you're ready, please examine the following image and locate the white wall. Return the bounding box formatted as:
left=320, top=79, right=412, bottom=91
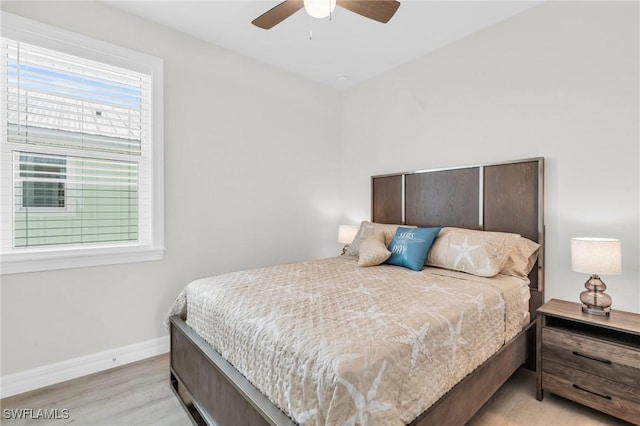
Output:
left=0, top=1, right=342, bottom=375
left=341, top=1, right=639, bottom=312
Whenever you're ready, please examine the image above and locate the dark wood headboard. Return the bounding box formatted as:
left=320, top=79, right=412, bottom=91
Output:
left=371, top=158, right=545, bottom=315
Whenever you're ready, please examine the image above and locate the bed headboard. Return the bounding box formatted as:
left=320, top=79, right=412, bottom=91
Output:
left=371, top=158, right=544, bottom=315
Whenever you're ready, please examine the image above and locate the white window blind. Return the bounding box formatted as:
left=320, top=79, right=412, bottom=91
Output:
left=13, top=152, right=140, bottom=247
left=0, top=13, right=164, bottom=274
left=6, top=41, right=146, bottom=155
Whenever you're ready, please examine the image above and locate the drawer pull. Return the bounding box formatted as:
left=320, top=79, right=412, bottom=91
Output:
left=572, top=351, right=612, bottom=365
left=572, top=384, right=612, bottom=400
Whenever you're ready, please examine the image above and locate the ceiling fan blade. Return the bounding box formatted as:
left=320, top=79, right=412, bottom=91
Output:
left=252, top=0, right=305, bottom=29
left=336, top=0, right=400, bottom=24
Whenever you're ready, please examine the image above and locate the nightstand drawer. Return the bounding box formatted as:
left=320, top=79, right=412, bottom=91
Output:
left=542, top=327, right=640, bottom=388
left=543, top=360, right=640, bottom=425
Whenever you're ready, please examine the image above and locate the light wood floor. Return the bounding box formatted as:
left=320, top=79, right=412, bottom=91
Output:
left=1, top=354, right=631, bottom=425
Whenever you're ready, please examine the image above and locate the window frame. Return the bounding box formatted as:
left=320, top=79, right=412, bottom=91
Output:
left=0, top=12, right=165, bottom=274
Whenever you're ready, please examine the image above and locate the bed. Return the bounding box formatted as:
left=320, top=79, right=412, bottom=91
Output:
left=167, top=157, right=545, bottom=426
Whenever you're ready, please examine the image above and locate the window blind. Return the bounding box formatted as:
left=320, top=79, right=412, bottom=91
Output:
left=13, top=152, right=139, bottom=247
left=6, top=40, right=148, bottom=154
left=1, top=38, right=151, bottom=249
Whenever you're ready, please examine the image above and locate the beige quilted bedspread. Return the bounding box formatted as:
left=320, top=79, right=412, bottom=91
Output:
left=166, top=256, right=530, bottom=425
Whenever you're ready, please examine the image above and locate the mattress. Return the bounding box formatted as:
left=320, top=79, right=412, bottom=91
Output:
left=166, top=255, right=530, bottom=425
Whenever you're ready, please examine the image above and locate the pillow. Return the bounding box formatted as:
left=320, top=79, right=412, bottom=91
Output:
left=348, top=221, right=417, bottom=256
left=385, top=227, right=441, bottom=271
left=426, top=227, right=520, bottom=277
left=500, top=237, right=540, bottom=278
left=358, top=232, right=392, bottom=267
left=348, top=221, right=375, bottom=255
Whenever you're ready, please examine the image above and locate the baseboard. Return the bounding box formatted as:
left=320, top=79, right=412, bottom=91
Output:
left=0, top=335, right=169, bottom=399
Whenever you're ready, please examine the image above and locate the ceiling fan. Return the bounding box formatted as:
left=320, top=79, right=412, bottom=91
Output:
left=252, top=0, right=401, bottom=30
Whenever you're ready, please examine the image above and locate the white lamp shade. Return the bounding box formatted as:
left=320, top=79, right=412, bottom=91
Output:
left=304, top=0, right=337, bottom=18
left=571, top=238, right=621, bottom=275
left=338, top=225, right=358, bottom=244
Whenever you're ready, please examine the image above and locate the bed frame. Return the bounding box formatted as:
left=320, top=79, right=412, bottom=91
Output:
left=169, top=157, right=545, bottom=426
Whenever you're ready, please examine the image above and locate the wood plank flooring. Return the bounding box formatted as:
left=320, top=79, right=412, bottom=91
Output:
left=1, top=354, right=632, bottom=425
left=1, top=355, right=188, bottom=426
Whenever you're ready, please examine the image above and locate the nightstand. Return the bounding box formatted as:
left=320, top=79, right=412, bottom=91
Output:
left=536, top=299, right=640, bottom=425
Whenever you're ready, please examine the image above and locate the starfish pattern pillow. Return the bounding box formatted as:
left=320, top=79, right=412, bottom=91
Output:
left=426, top=227, right=520, bottom=277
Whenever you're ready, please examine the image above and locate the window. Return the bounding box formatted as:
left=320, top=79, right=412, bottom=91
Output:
left=1, top=13, right=164, bottom=274
left=19, top=154, right=67, bottom=209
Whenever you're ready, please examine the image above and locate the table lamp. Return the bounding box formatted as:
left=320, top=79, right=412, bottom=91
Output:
left=571, top=237, right=621, bottom=316
left=338, top=225, right=358, bottom=255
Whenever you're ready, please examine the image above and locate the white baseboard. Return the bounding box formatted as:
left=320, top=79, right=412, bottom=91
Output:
left=0, top=335, right=169, bottom=398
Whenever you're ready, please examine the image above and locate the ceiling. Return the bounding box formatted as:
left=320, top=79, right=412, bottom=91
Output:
left=107, top=1, right=541, bottom=89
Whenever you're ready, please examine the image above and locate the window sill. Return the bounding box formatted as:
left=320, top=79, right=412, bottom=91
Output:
left=0, top=244, right=166, bottom=275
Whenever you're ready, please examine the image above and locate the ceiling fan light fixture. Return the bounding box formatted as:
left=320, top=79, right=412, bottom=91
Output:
left=303, top=0, right=337, bottom=19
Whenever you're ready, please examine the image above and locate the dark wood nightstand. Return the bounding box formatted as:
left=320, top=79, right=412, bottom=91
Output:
left=536, top=299, right=640, bottom=424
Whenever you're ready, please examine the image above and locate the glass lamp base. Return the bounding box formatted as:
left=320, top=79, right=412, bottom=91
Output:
left=579, top=274, right=612, bottom=317
left=581, top=305, right=611, bottom=316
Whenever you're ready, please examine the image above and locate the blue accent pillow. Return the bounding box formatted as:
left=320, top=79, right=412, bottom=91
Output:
left=385, top=227, right=441, bottom=271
